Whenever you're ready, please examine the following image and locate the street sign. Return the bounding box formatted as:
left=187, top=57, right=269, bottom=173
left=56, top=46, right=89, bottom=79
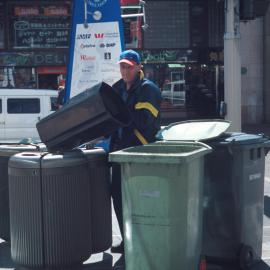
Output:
left=65, top=0, right=124, bottom=99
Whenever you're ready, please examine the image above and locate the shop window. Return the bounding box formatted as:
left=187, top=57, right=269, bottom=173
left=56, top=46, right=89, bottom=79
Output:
left=8, top=3, right=70, bottom=49
left=0, top=2, right=4, bottom=49
left=0, top=21, right=4, bottom=49
left=0, top=68, right=37, bottom=89
left=13, top=68, right=36, bottom=88
left=121, top=3, right=143, bottom=49
left=7, top=98, right=40, bottom=114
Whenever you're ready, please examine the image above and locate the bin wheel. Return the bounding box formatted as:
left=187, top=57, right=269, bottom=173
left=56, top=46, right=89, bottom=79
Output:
left=238, top=244, right=254, bottom=269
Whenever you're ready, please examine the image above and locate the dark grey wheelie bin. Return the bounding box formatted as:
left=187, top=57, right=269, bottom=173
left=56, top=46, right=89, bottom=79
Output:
left=156, top=120, right=270, bottom=269
left=8, top=150, right=91, bottom=268
left=0, top=144, right=46, bottom=241
left=36, top=82, right=131, bottom=152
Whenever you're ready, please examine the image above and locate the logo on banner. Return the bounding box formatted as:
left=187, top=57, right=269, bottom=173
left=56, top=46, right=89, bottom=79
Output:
left=104, top=52, right=111, bottom=60
left=105, top=32, right=119, bottom=38
left=80, top=44, right=96, bottom=49
left=95, top=33, right=104, bottom=39
left=77, top=34, right=91, bottom=40
left=87, top=0, right=108, bottom=8
left=80, top=55, right=96, bottom=61
left=100, top=43, right=116, bottom=48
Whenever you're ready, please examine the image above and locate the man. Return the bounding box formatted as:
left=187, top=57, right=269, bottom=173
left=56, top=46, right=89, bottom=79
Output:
left=110, top=50, right=162, bottom=253
left=56, top=85, right=65, bottom=110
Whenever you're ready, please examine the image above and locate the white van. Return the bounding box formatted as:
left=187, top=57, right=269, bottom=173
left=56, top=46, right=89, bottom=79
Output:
left=0, top=89, right=58, bottom=143
left=161, top=80, right=186, bottom=106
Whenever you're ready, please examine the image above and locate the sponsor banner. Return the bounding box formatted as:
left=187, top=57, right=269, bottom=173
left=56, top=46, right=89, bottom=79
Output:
left=66, top=0, right=124, bottom=99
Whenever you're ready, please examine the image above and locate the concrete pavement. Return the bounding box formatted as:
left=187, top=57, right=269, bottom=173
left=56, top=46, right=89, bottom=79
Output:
left=1, top=123, right=270, bottom=269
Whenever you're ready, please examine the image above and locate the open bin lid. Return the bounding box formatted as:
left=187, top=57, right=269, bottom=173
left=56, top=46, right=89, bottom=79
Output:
left=156, top=120, right=231, bottom=142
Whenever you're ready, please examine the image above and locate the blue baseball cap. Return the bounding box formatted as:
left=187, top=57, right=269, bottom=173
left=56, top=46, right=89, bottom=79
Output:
left=117, top=50, right=141, bottom=66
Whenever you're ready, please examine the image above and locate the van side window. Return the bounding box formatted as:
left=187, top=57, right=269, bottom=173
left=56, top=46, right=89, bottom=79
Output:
left=7, top=98, right=40, bottom=114
left=0, top=99, right=2, bottom=113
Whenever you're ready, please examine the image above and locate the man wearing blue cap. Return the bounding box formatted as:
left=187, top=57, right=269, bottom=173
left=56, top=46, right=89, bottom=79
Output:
left=110, top=50, right=162, bottom=253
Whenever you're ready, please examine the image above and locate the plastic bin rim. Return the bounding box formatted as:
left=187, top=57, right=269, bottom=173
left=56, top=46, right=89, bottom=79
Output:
left=8, top=152, right=89, bottom=169
left=109, top=142, right=212, bottom=164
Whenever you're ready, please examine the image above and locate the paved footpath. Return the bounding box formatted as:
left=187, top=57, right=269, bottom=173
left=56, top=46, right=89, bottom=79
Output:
left=1, top=124, right=270, bottom=270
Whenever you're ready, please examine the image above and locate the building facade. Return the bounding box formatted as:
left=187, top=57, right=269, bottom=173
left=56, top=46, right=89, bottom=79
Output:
left=0, top=0, right=267, bottom=125
left=0, top=1, right=70, bottom=89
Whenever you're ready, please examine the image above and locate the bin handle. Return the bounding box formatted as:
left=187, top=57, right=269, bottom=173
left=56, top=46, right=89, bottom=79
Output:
left=194, top=141, right=212, bottom=151
left=263, top=140, right=270, bottom=155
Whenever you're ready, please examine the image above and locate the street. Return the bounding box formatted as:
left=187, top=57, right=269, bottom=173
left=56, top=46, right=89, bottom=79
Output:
left=1, top=129, right=270, bottom=270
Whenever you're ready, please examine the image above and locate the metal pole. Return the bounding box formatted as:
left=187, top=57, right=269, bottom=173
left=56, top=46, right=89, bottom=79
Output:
left=224, top=0, right=241, bottom=131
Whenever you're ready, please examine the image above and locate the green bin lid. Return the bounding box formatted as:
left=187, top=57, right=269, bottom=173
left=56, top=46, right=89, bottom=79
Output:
left=156, top=120, right=231, bottom=142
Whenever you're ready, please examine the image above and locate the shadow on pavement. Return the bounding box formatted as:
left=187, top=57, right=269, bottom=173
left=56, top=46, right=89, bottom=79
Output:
left=0, top=241, right=16, bottom=268
left=264, top=196, right=270, bottom=218
left=206, top=260, right=270, bottom=270
left=113, top=255, right=125, bottom=270
left=83, top=253, right=113, bottom=270
left=248, top=260, right=270, bottom=270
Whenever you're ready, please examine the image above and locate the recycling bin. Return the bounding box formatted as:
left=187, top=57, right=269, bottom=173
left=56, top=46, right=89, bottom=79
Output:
left=0, top=144, right=45, bottom=241
left=36, top=82, right=131, bottom=152
left=109, top=142, right=211, bottom=270
left=155, top=120, right=270, bottom=268
left=82, top=148, right=112, bottom=253
left=8, top=150, right=91, bottom=268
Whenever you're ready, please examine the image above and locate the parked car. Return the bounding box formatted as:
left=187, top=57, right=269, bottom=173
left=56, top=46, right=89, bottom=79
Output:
left=161, top=80, right=186, bottom=106
left=0, top=89, right=58, bottom=143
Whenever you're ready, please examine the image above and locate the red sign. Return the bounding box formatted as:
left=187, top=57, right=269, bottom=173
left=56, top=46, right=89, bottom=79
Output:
left=14, top=6, right=39, bottom=16
left=95, top=33, right=104, bottom=39
left=37, top=66, right=66, bottom=74
left=44, top=6, right=69, bottom=16
left=120, top=0, right=139, bottom=5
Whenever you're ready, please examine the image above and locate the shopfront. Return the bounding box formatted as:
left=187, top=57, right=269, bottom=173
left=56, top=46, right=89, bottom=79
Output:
left=121, top=0, right=225, bottom=122
left=0, top=1, right=70, bottom=89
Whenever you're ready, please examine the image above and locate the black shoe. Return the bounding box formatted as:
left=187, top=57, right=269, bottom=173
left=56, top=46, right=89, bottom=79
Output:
left=111, top=242, right=124, bottom=253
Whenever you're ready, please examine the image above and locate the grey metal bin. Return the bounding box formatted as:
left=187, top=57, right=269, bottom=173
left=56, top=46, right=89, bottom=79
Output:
left=8, top=150, right=91, bottom=268
left=0, top=144, right=45, bottom=241
left=156, top=120, right=270, bottom=268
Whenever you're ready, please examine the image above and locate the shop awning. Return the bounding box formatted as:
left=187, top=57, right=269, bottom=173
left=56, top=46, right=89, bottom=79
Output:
left=37, top=66, right=66, bottom=74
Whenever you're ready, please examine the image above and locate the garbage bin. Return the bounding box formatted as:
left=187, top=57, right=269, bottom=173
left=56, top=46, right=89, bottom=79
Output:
left=81, top=148, right=112, bottom=253
left=109, top=142, right=211, bottom=270
left=36, top=82, right=131, bottom=152
left=8, top=150, right=91, bottom=268
left=155, top=120, right=270, bottom=268
left=0, top=144, right=45, bottom=241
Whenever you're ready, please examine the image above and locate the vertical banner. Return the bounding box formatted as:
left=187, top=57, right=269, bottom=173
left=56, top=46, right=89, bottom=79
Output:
left=65, top=0, right=124, bottom=99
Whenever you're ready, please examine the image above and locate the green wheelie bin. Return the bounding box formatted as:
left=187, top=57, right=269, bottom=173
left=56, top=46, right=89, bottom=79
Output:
left=155, top=120, right=270, bottom=269
left=109, top=142, right=211, bottom=270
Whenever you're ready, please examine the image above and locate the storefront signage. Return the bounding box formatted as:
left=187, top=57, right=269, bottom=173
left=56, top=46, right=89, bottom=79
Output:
left=0, top=52, right=67, bottom=66
left=14, top=6, right=39, bottom=16
left=140, top=50, right=197, bottom=63
left=10, top=4, right=70, bottom=49
left=66, top=0, right=124, bottom=98
left=44, top=6, right=69, bottom=16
